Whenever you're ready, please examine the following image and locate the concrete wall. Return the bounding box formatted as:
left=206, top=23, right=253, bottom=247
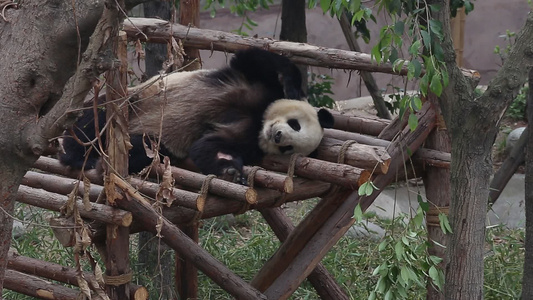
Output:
left=197, top=1, right=531, bottom=101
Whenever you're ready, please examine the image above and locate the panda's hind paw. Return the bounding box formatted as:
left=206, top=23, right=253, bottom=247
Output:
left=220, top=167, right=245, bottom=185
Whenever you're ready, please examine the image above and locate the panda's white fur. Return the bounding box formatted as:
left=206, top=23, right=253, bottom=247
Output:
left=259, top=100, right=326, bottom=156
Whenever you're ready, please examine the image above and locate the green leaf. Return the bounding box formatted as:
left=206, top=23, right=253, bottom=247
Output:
left=394, top=21, right=404, bottom=36
left=420, top=30, right=431, bottom=49
left=418, top=194, right=429, bottom=212
left=411, top=96, right=422, bottom=111
left=420, top=74, right=429, bottom=96
left=320, top=0, right=331, bottom=12
left=358, top=181, right=374, bottom=196
left=429, top=266, right=442, bottom=289
left=378, top=240, right=387, bottom=251
left=349, top=0, right=361, bottom=12
left=441, top=67, right=449, bottom=87
left=408, top=113, right=418, bottom=131
left=407, top=62, right=415, bottom=80
left=354, top=204, right=364, bottom=222
left=400, top=266, right=410, bottom=284
left=371, top=44, right=382, bottom=64
left=352, top=9, right=365, bottom=23
left=368, top=291, right=377, bottom=300
left=430, top=255, right=443, bottom=265
left=439, top=212, right=453, bottom=233
left=430, top=73, right=443, bottom=96
left=394, top=241, right=404, bottom=259
left=429, top=20, right=444, bottom=40
left=428, top=4, right=441, bottom=12
left=411, top=59, right=422, bottom=78
left=408, top=40, right=421, bottom=56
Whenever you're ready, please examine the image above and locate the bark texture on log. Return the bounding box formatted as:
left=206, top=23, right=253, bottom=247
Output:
left=4, top=269, right=80, bottom=300
left=317, top=137, right=391, bottom=174
left=110, top=174, right=267, bottom=299
left=16, top=185, right=132, bottom=226
left=123, top=18, right=407, bottom=74
left=262, top=155, right=370, bottom=189
left=261, top=207, right=349, bottom=300
left=7, top=252, right=148, bottom=299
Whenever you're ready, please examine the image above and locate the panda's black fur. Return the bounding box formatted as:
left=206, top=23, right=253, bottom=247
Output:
left=60, top=48, right=333, bottom=181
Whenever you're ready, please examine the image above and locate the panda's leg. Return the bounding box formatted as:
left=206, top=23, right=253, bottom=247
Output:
left=188, top=134, right=246, bottom=184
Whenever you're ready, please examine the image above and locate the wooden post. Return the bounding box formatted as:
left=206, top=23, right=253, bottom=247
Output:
left=422, top=97, right=451, bottom=300
left=176, top=1, right=201, bottom=298
left=450, top=7, right=466, bottom=67
left=104, top=30, right=131, bottom=299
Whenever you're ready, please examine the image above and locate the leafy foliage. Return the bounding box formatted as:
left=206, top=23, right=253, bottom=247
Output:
left=506, top=85, right=528, bottom=121
left=203, top=0, right=273, bottom=35
left=307, top=73, right=336, bottom=108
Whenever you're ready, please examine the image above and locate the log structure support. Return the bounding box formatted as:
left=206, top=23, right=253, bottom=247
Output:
left=7, top=22, right=461, bottom=300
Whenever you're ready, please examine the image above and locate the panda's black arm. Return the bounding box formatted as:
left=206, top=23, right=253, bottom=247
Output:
left=188, top=135, right=246, bottom=183
left=230, top=48, right=305, bottom=100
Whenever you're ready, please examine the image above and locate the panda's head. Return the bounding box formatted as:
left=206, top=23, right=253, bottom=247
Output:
left=259, top=100, right=334, bottom=156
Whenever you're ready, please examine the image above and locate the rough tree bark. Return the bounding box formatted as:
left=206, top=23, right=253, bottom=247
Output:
left=521, top=67, right=533, bottom=299
left=0, top=0, right=153, bottom=294
left=428, top=2, right=533, bottom=299
left=0, top=0, right=104, bottom=293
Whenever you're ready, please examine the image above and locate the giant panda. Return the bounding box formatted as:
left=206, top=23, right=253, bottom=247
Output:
left=60, top=48, right=334, bottom=182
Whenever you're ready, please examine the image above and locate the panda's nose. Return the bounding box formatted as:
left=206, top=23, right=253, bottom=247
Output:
left=274, top=131, right=282, bottom=143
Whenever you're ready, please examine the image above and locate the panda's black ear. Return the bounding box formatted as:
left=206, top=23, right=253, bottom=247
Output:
left=317, top=109, right=335, bottom=129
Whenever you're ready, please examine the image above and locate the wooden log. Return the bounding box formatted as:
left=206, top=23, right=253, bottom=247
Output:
left=359, top=100, right=437, bottom=210
left=378, top=109, right=410, bottom=141
left=123, top=18, right=481, bottom=79
left=176, top=224, right=199, bottom=300
left=91, top=178, right=332, bottom=244
left=414, top=148, right=451, bottom=169
left=260, top=207, right=349, bottom=300
left=129, top=177, right=204, bottom=210
left=263, top=190, right=356, bottom=300
left=123, top=18, right=408, bottom=75
left=22, top=171, right=103, bottom=201
left=317, top=137, right=391, bottom=174
left=109, top=174, right=267, bottom=299
left=488, top=127, right=527, bottom=204
left=422, top=95, right=450, bottom=300
left=16, top=185, right=132, bottom=226
left=324, top=128, right=451, bottom=168
left=251, top=190, right=349, bottom=292
left=33, top=157, right=102, bottom=183
left=103, top=29, right=131, bottom=300
left=150, top=178, right=331, bottom=226
left=262, top=155, right=370, bottom=189
left=327, top=109, right=390, bottom=136
left=152, top=164, right=257, bottom=203
left=324, top=128, right=390, bottom=147
left=7, top=252, right=148, bottom=299
left=243, top=166, right=294, bottom=193
left=4, top=269, right=79, bottom=300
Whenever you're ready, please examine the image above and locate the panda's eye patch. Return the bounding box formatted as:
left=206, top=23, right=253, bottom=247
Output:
left=287, top=119, right=301, bottom=131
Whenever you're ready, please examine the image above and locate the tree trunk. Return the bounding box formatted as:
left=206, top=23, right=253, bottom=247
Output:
left=521, top=67, right=533, bottom=299
left=0, top=1, right=106, bottom=293
left=427, top=2, right=533, bottom=299
left=280, top=0, right=308, bottom=93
